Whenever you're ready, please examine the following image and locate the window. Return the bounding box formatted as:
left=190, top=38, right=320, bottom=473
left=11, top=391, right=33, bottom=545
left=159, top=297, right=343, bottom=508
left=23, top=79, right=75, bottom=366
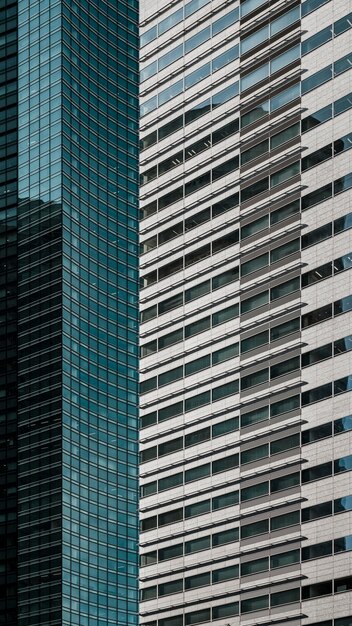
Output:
left=159, top=151, right=183, bottom=176
left=302, top=223, right=332, bottom=249
left=212, top=304, right=239, bottom=326
left=212, top=416, right=239, bottom=437
left=302, top=26, right=332, bottom=56
left=213, top=156, right=239, bottom=180
left=141, top=551, right=157, bottom=566
left=271, top=588, right=300, bottom=606
left=141, top=446, right=157, bottom=463
left=271, top=123, right=300, bottom=149
left=159, top=544, right=183, bottom=561
left=271, top=510, right=300, bottom=530
left=302, top=144, right=332, bottom=171
left=185, top=244, right=210, bottom=267
left=271, top=394, right=300, bottom=416
left=302, top=500, right=332, bottom=522
left=241, top=368, right=268, bottom=390
left=212, top=267, right=239, bottom=290
left=212, top=119, right=239, bottom=144
left=141, top=305, right=157, bottom=323
left=302, top=104, right=332, bottom=133
left=185, top=609, right=210, bottom=626
left=271, top=549, right=300, bottom=568
left=213, top=527, right=239, bottom=546
left=335, top=535, right=352, bottom=553
left=335, top=495, right=352, bottom=513
left=212, top=229, right=239, bottom=253
left=241, top=290, right=269, bottom=313
left=185, top=426, right=210, bottom=447
left=159, top=580, right=183, bottom=597
left=271, top=317, right=300, bottom=341
left=160, top=618, right=183, bottom=626
left=185, top=27, right=210, bottom=53
left=159, top=257, right=183, bottom=280
left=302, top=461, right=332, bottom=483
left=241, top=215, right=269, bottom=239
left=302, top=64, right=333, bottom=94
left=184, top=317, right=210, bottom=339
left=302, top=182, right=332, bottom=210
left=212, top=564, right=239, bottom=583
left=241, top=405, right=269, bottom=427
left=241, top=24, right=268, bottom=54
left=241, top=253, right=268, bottom=276
left=271, top=277, right=300, bottom=300
left=212, top=191, right=239, bottom=217
left=241, top=330, right=269, bottom=353
left=270, top=356, right=300, bottom=378
left=302, top=422, right=332, bottom=444
left=212, top=380, right=239, bottom=402
left=185, top=208, right=210, bottom=230
left=270, top=238, right=299, bottom=263
left=185, top=536, right=210, bottom=554
left=141, top=586, right=157, bottom=601
left=185, top=99, right=211, bottom=125
left=159, top=328, right=183, bottom=350
left=271, top=161, right=299, bottom=187
left=335, top=415, right=352, bottom=434
left=271, top=83, right=300, bottom=111
left=301, top=383, right=332, bottom=406
left=241, top=177, right=269, bottom=202
left=185, top=280, right=210, bottom=303
left=302, top=581, right=332, bottom=600
left=241, top=443, right=268, bottom=464
left=241, top=63, right=269, bottom=91
left=271, top=472, right=300, bottom=492
left=302, top=541, right=332, bottom=561
left=185, top=464, right=210, bottom=483
left=141, top=340, right=157, bottom=357
left=185, top=500, right=210, bottom=518
left=271, top=200, right=300, bottom=224
left=185, top=355, right=210, bottom=376
left=302, top=344, right=332, bottom=367
left=271, top=433, right=300, bottom=455
left=241, top=140, right=268, bottom=165
left=242, top=557, right=268, bottom=576
left=141, top=412, right=157, bottom=429
left=159, top=473, right=182, bottom=492
left=302, top=262, right=332, bottom=287
left=185, top=391, right=210, bottom=412
left=241, top=595, right=269, bottom=613
left=213, top=490, right=239, bottom=510
left=140, top=377, right=157, bottom=395
left=271, top=45, right=300, bottom=73
left=159, top=437, right=183, bottom=457
left=213, top=454, right=239, bottom=474
left=159, top=507, right=183, bottom=526
left=241, top=481, right=268, bottom=502
left=302, top=303, right=332, bottom=328
left=241, top=101, right=269, bottom=128
left=241, top=519, right=268, bottom=538
left=212, top=344, right=239, bottom=365
left=159, top=366, right=183, bottom=387
left=159, top=401, right=183, bottom=423
left=301, top=0, right=330, bottom=17
left=185, top=572, right=210, bottom=590
left=212, top=602, right=239, bottom=619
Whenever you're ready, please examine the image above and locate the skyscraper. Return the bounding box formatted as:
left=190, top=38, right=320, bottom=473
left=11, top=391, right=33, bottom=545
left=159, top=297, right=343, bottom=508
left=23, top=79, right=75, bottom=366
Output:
left=1, top=1, right=139, bottom=625
left=139, top=1, right=352, bottom=625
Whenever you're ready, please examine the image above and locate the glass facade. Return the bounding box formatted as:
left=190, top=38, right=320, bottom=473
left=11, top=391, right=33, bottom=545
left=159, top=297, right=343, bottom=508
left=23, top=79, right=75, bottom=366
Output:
left=1, top=0, right=139, bottom=625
